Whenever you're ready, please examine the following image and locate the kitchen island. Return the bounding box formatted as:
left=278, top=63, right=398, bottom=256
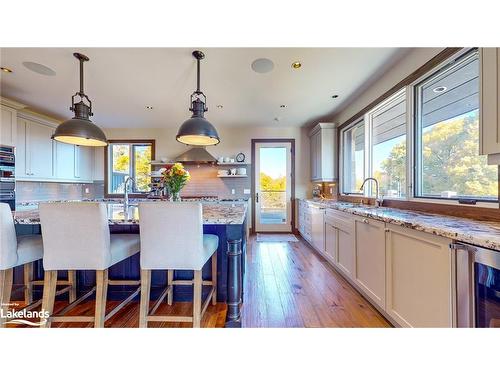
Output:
left=13, top=200, right=248, bottom=327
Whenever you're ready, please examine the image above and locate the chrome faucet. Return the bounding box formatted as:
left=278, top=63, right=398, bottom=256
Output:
left=360, top=177, right=383, bottom=207
left=124, top=176, right=135, bottom=211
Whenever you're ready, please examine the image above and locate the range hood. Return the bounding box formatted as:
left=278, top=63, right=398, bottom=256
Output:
left=175, top=147, right=217, bottom=164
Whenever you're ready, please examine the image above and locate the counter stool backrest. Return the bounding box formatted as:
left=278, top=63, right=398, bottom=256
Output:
left=0, top=203, right=18, bottom=270
left=39, top=202, right=112, bottom=270
left=138, top=202, right=204, bottom=270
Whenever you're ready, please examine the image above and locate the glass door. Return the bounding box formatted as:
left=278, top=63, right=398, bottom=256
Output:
left=254, top=142, right=292, bottom=232
left=475, top=261, right=500, bottom=328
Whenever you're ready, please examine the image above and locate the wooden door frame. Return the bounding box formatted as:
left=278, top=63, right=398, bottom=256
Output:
left=251, top=138, right=295, bottom=234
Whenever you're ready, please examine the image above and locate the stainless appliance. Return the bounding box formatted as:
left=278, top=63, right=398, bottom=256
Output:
left=452, top=242, right=500, bottom=328
left=0, top=145, right=15, bottom=210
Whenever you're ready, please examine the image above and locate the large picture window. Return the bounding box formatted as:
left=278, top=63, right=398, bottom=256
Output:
left=414, top=49, right=497, bottom=202
left=106, top=140, right=155, bottom=196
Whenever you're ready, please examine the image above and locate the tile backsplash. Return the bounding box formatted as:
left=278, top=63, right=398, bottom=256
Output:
left=181, top=164, right=251, bottom=199
left=16, top=181, right=104, bottom=203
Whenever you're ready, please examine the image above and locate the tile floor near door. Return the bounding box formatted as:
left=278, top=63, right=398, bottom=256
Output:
left=7, top=235, right=390, bottom=328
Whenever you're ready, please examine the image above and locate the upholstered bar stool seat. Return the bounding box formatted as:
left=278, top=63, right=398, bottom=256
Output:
left=138, top=202, right=218, bottom=328
left=39, top=202, right=141, bottom=328
left=0, top=203, right=77, bottom=327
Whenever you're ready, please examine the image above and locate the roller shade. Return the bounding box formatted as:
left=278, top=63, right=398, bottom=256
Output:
left=372, top=92, right=406, bottom=145
left=421, top=54, right=479, bottom=128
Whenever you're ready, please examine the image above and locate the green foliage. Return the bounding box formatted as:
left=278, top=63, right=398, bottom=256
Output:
left=134, top=146, right=152, bottom=192
left=380, top=111, right=497, bottom=198
left=260, top=172, right=286, bottom=208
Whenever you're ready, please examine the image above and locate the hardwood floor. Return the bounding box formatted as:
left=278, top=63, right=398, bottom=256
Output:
left=6, top=235, right=390, bottom=328
left=242, top=235, right=391, bottom=327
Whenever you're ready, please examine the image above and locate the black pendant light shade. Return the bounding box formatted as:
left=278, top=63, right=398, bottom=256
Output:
left=176, top=50, right=220, bottom=146
left=52, top=53, right=107, bottom=147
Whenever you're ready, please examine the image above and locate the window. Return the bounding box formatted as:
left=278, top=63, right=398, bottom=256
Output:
left=342, top=119, right=365, bottom=194
left=369, top=89, right=407, bottom=198
left=414, top=49, right=498, bottom=202
left=106, top=140, right=155, bottom=195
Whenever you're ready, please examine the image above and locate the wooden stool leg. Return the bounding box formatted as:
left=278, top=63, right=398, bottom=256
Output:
left=139, top=269, right=151, bottom=328
left=94, top=269, right=108, bottom=328
left=193, top=270, right=202, bottom=328
left=40, top=270, right=58, bottom=328
left=24, top=263, right=33, bottom=305
left=0, top=269, right=13, bottom=328
left=167, top=270, right=174, bottom=305
left=211, top=252, right=217, bottom=306
left=68, top=270, right=77, bottom=303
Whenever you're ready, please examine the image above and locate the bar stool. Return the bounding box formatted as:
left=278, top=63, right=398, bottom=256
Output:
left=138, top=202, right=218, bottom=328
left=38, top=202, right=141, bottom=328
left=0, top=203, right=76, bottom=327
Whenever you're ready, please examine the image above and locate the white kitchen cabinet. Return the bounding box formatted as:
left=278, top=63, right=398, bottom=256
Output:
left=26, top=120, right=55, bottom=179
left=16, top=118, right=28, bottom=178
left=480, top=48, right=500, bottom=162
left=354, top=217, right=386, bottom=309
left=324, top=209, right=355, bottom=279
left=298, top=200, right=312, bottom=243
left=75, top=145, right=93, bottom=181
left=0, top=104, right=17, bottom=147
left=92, top=146, right=104, bottom=180
left=55, top=141, right=76, bottom=180
left=385, top=224, right=454, bottom=327
left=310, top=203, right=325, bottom=252
left=324, top=219, right=337, bottom=263
left=309, top=123, right=337, bottom=182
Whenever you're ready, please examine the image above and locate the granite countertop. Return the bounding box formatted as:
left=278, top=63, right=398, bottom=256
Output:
left=13, top=200, right=248, bottom=226
left=303, top=199, right=500, bottom=251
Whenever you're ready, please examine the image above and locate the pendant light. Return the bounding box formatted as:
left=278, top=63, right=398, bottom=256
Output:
left=176, top=50, right=220, bottom=146
left=52, top=53, right=107, bottom=147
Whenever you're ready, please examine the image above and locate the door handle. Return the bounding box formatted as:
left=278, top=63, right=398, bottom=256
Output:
left=255, top=193, right=259, bottom=203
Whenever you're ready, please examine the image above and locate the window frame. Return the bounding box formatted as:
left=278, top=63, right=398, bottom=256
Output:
left=340, top=117, right=365, bottom=195
left=104, top=139, right=156, bottom=198
left=340, top=47, right=498, bottom=207
left=408, top=48, right=498, bottom=207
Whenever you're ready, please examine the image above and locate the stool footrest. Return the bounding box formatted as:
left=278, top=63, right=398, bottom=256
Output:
left=147, top=315, right=193, bottom=323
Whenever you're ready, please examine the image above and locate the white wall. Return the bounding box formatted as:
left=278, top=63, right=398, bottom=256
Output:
left=103, top=125, right=312, bottom=199
left=332, top=48, right=446, bottom=125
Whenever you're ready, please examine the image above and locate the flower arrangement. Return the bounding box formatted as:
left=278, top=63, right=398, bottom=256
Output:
left=162, top=163, right=190, bottom=201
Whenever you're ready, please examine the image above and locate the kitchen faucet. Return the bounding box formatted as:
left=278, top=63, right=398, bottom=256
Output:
left=360, top=177, right=383, bottom=207
left=124, top=176, right=135, bottom=211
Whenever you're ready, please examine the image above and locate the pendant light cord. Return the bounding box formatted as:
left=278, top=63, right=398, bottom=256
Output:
left=79, top=58, right=85, bottom=95
left=196, top=57, right=201, bottom=93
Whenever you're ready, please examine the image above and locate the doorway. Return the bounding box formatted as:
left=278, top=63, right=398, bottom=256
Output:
left=252, top=139, right=295, bottom=233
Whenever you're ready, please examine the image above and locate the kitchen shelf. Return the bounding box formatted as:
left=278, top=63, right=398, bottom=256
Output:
left=217, top=175, right=248, bottom=178
left=216, top=162, right=250, bottom=166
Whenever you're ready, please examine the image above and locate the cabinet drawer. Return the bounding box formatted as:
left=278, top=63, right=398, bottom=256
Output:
left=325, top=209, right=353, bottom=232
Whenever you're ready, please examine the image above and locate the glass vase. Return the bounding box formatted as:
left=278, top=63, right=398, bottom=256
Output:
left=170, top=191, right=181, bottom=202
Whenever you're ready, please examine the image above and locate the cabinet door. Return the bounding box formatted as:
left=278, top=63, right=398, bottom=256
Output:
left=310, top=206, right=325, bottom=252
left=385, top=225, right=454, bottom=327
left=324, top=220, right=337, bottom=263
left=92, top=146, right=104, bottom=180
left=27, top=121, right=54, bottom=178
left=480, top=48, right=500, bottom=156
left=354, top=218, right=386, bottom=309
left=76, top=145, right=93, bottom=181
left=55, top=142, right=76, bottom=180
left=310, top=132, right=319, bottom=181
left=0, top=105, right=17, bottom=146
left=15, top=118, right=28, bottom=178
left=337, top=226, right=354, bottom=279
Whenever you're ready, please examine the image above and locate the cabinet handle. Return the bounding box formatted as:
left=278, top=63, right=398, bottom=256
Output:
left=362, top=218, right=369, bottom=224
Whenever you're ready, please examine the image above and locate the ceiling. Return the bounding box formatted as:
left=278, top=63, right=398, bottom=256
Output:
left=0, top=48, right=411, bottom=129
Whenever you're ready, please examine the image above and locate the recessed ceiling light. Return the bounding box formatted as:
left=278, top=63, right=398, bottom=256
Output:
left=274, top=117, right=281, bottom=122
left=433, top=86, right=447, bottom=93
left=331, top=94, right=339, bottom=99
left=216, top=104, right=223, bottom=109
left=1, top=67, right=13, bottom=73
left=291, top=61, right=302, bottom=69
left=280, top=104, right=287, bottom=108
left=251, top=58, right=274, bottom=74
left=22, top=61, right=56, bottom=76
left=146, top=106, right=153, bottom=110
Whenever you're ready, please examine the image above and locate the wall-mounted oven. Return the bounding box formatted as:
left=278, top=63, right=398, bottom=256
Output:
left=0, top=145, right=15, bottom=210
left=453, top=242, right=500, bottom=328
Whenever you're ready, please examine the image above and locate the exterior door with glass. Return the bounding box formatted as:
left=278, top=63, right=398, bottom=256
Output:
left=254, top=142, right=292, bottom=232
